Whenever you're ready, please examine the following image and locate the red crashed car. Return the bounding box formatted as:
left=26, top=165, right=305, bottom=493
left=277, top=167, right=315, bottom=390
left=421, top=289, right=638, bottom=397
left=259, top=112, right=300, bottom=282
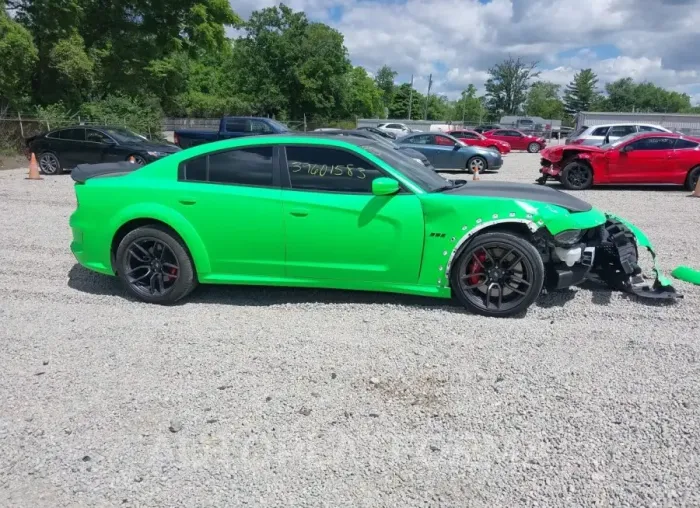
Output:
left=446, top=129, right=511, bottom=154
left=537, top=132, right=700, bottom=190
left=483, top=129, right=546, bottom=153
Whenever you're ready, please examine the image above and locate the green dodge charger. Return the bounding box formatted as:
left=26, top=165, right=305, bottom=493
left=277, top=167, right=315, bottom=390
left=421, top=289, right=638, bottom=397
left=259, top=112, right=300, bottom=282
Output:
left=69, top=134, right=679, bottom=317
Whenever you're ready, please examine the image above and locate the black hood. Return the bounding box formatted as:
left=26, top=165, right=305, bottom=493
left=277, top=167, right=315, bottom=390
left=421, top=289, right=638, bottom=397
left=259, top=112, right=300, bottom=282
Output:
left=444, top=181, right=592, bottom=213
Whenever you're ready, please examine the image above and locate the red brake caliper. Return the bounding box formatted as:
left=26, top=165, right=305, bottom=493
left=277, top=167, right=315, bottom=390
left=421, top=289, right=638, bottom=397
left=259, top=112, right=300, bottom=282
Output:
left=467, top=252, right=487, bottom=286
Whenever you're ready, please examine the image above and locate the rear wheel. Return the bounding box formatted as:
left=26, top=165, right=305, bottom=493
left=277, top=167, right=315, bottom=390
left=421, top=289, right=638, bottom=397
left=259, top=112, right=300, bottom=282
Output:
left=38, top=151, right=63, bottom=175
left=561, top=161, right=593, bottom=190
left=528, top=142, right=541, bottom=153
left=466, top=155, right=487, bottom=174
left=450, top=232, right=545, bottom=317
left=128, top=154, right=147, bottom=165
left=686, top=166, right=700, bottom=191
left=115, top=225, right=197, bottom=304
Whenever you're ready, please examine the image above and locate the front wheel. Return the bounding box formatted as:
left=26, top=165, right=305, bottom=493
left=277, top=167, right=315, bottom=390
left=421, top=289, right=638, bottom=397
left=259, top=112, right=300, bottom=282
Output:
left=527, top=142, right=541, bottom=153
left=466, top=156, right=487, bottom=174
left=115, top=225, right=197, bottom=304
left=128, top=154, right=147, bottom=165
left=561, top=161, right=593, bottom=190
left=450, top=232, right=545, bottom=317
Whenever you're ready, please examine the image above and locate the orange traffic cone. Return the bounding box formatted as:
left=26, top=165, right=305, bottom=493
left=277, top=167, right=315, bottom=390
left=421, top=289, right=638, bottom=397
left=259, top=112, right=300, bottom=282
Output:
left=691, top=176, right=700, bottom=198
left=26, top=153, right=42, bottom=181
left=472, top=166, right=480, bottom=181
left=128, top=156, right=136, bottom=163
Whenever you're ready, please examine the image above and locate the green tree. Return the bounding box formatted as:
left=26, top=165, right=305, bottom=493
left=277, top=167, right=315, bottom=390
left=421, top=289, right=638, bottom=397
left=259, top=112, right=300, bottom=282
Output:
left=563, top=69, right=599, bottom=115
left=374, top=65, right=397, bottom=115
left=0, top=8, right=38, bottom=110
left=230, top=4, right=350, bottom=120
left=484, top=57, right=539, bottom=116
left=389, top=83, right=423, bottom=119
left=344, top=66, right=382, bottom=118
left=453, top=84, right=485, bottom=123
left=526, top=81, right=564, bottom=119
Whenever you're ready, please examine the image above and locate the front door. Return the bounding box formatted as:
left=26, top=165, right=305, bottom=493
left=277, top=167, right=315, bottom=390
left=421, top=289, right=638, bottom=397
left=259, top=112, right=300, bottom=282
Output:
left=280, top=144, right=424, bottom=284
left=56, top=127, right=87, bottom=169
left=609, top=136, right=676, bottom=183
left=83, top=129, right=117, bottom=164
left=175, top=145, right=285, bottom=278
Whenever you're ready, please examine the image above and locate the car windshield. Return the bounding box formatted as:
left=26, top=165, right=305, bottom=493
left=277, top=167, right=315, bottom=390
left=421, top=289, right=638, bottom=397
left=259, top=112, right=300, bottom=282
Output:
left=364, top=143, right=449, bottom=192
left=102, top=128, right=148, bottom=143
left=601, top=132, right=639, bottom=149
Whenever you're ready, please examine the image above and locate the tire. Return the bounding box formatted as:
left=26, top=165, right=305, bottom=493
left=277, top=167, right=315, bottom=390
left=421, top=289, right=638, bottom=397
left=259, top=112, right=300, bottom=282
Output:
left=115, top=225, right=197, bottom=305
left=527, top=142, right=541, bottom=153
left=561, top=161, right=593, bottom=190
left=128, top=154, right=147, bottom=166
left=686, top=165, right=700, bottom=191
left=466, top=155, right=487, bottom=174
left=38, top=151, right=63, bottom=175
left=450, top=232, right=545, bottom=317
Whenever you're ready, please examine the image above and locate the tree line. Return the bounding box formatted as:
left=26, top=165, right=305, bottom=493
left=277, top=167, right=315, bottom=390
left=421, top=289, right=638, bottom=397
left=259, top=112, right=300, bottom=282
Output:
left=1, top=0, right=698, bottom=134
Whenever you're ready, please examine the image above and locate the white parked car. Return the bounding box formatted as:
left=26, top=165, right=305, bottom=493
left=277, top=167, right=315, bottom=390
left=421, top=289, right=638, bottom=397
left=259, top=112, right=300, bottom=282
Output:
left=376, top=122, right=412, bottom=137
left=566, top=123, right=672, bottom=146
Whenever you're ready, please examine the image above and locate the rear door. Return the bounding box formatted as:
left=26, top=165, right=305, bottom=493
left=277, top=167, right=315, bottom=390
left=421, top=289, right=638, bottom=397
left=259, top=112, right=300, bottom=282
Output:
left=175, top=145, right=285, bottom=278
left=57, top=128, right=87, bottom=168
left=585, top=126, right=610, bottom=146
left=610, top=136, right=677, bottom=183
left=490, top=130, right=523, bottom=149
left=279, top=144, right=424, bottom=284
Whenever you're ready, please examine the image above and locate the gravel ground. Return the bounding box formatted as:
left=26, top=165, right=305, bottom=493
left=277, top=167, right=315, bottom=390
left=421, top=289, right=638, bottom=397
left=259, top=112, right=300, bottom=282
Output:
left=1, top=153, right=699, bottom=507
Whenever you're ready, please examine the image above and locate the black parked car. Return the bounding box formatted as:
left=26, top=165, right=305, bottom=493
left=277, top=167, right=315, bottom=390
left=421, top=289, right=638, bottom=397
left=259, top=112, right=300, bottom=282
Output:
left=26, top=126, right=181, bottom=175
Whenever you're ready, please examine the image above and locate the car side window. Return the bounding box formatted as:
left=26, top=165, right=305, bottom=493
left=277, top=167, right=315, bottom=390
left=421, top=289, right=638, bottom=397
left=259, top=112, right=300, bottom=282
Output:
left=674, top=139, right=699, bottom=149
left=386, top=124, right=402, bottom=129
left=406, top=134, right=434, bottom=144
left=225, top=120, right=246, bottom=133
left=435, top=135, right=455, bottom=146
left=462, top=132, right=478, bottom=139
left=609, top=125, right=636, bottom=137
left=506, top=130, right=522, bottom=137
left=591, top=126, right=610, bottom=136
left=248, top=120, right=272, bottom=134
left=628, top=137, right=676, bottom=151
left=285, top=146, right=383, bottom=193
left=493, top=130, right=509, bottom=136
left=60, top=128, right=85, bottom=141
left=180, top=146, right=274, bottom=187
left=86, top=129, right=111, bottom=143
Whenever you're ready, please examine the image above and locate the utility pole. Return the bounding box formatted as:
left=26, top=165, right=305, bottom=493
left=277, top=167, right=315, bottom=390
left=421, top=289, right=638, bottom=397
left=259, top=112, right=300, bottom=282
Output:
left=423, top=73, right=433, bottom=120
left=407, top=74, right=414, bottom=120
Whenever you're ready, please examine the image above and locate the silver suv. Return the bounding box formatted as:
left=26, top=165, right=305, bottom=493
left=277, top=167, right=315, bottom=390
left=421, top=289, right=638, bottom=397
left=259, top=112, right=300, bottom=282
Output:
left=566, top=123, right=672, bottom=146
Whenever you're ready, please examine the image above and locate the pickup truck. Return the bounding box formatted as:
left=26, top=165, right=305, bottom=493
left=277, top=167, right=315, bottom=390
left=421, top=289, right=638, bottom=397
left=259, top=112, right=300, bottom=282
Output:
left=173, top=116, right=291, bottom=148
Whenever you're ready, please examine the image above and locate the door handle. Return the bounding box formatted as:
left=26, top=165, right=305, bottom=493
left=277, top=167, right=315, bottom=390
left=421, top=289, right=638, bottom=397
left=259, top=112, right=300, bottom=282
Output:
left=179, top=198, right=197, bottom=205
left=289, top=208, right=309, bottom=217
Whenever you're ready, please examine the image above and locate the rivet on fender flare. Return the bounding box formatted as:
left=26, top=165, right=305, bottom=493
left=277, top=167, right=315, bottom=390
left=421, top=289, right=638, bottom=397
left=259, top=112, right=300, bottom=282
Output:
left=476, top=219, right=482, bottom=224
left=492, top=214, right=498, bottom=219
left=439, top=266, right=443, bottom=271
left=443, top=251, right=448, bottom=256
left=526, top=214, right=533, bottom=219
left=462, top=225, right=468, bottom=230
left=509, top=212, right=516, bottom=217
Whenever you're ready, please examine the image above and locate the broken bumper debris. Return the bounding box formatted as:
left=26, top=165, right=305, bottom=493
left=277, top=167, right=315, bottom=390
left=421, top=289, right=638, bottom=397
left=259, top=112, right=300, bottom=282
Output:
left=588, top=214, right=681, bottom=300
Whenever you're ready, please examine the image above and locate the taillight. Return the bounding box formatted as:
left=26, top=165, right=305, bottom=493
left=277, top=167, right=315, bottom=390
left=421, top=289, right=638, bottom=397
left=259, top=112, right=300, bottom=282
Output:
left=174, top=133, right=180, bottom=146
left=570, top=138, right=584, bottom=145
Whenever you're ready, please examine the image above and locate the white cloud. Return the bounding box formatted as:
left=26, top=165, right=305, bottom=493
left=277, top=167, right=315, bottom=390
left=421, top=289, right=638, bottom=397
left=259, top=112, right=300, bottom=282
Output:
left=229, top=0, right=700, bottom=103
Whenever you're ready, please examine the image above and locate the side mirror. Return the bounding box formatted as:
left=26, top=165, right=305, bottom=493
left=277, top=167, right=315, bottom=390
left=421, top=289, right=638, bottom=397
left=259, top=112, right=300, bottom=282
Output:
left=621, top=144, right=633, bottom=153
left=453, top=143, right=461, bottom=150
left=372, top=177, right=400, bottom=196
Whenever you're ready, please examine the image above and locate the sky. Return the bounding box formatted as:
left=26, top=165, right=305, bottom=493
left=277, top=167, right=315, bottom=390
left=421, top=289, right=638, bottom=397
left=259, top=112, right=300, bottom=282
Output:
left=230, top=0, right=700, bottom=104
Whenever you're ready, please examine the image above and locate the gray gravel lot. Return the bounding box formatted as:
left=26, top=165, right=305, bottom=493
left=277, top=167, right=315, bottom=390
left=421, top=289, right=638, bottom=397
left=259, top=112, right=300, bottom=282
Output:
left=1, top=153, right=699, bottom=507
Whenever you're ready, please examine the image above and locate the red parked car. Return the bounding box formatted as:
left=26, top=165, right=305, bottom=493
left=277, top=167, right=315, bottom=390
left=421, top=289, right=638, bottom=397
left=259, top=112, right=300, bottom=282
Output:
left=446, top=130, right=511, bottom=154
left=483, top=129, right=546, bottom=153
left=537, top=132, right=700, bottom=190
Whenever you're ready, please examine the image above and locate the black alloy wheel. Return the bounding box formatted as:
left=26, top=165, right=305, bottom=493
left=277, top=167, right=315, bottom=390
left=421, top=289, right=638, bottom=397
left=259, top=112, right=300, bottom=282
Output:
left=686, top=166, right=700, bottom=192
left=129, top=155, right=147, bottom=165
left=116, top=225, right=197, bottom=304
left=561, top=161, right=593, bottom=190
left=451, top=232, right=545, bottom=317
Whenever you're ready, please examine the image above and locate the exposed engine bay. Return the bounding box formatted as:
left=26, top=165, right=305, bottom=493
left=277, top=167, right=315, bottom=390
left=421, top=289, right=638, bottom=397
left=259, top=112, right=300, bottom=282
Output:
left=533, top=215, right=681, bottom=300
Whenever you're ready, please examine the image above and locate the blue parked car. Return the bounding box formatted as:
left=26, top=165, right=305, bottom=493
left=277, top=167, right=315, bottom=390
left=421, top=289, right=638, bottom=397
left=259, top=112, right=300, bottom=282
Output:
left=395, top=132, right=503, bottom=173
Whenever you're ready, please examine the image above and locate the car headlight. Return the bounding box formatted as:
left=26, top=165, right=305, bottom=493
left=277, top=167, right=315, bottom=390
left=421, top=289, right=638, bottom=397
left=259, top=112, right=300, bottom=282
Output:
left=554, top=229, right=584, bottom=246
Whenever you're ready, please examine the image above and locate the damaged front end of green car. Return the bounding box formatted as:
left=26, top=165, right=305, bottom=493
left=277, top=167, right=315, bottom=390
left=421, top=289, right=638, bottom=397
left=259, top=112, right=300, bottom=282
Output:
left=584, top=214, right=681, bottom=300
